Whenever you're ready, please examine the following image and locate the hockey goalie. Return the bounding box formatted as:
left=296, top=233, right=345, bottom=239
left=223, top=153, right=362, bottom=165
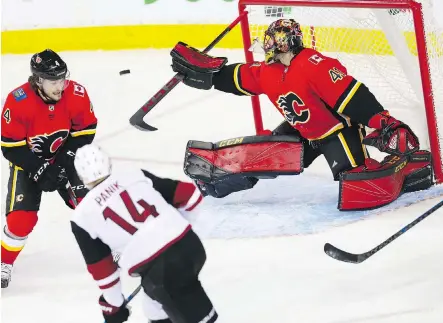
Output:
left=171, top=19, right=434, bottom=211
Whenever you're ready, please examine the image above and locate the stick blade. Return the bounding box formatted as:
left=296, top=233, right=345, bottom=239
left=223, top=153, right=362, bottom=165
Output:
left=324, top=243, right=365, bottom=264
left=129, top=117, right=158, bottom=132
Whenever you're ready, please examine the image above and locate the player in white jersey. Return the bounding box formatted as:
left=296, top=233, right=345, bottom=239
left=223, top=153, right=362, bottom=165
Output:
left=71, top=144, right=218, bottom=323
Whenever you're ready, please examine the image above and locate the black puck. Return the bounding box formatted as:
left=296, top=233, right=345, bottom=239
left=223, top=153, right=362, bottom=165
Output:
left=119, top=69, right=130, bottom=75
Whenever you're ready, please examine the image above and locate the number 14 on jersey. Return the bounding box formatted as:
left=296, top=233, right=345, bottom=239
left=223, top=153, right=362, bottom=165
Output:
left=103, top=190, right=159, bottom=235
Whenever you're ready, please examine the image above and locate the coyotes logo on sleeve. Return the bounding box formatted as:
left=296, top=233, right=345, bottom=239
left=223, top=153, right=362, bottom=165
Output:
left=28, top=129, right=69, bottom=160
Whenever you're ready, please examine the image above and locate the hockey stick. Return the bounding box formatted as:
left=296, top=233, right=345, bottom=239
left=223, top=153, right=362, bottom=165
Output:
left=123, top=285, right=142, bottom=305
left=129, top=11, right=248, bottom=132
left=324, top=199, right=443, bottom=264
left=66, top=181, right=78, bottom=207
left=104, top=285, right=143, bottom=323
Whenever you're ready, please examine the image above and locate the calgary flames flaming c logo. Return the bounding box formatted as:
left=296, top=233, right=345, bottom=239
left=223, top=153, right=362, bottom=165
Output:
left=277, top=92, right=310, bottom=126
left=28, top=129, right=69, bottom=160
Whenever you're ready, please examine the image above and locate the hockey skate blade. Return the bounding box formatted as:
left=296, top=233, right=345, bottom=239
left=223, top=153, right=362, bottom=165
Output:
left=324, top=243, right=364, bottom=264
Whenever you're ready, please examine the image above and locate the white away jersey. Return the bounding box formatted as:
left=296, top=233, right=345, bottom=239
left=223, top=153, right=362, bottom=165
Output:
left=71, top=168, right=199, bottom=275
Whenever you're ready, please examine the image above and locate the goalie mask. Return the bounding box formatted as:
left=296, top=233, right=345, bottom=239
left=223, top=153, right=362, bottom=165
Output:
left=263, top=19, right=304, bottom=65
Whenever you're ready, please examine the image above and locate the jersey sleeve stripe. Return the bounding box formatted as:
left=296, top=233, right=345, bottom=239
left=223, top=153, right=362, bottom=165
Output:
left=87, top=254, right=119, bottom=281
left=94, top=270, right=120, bottom=289
left=102, top=281, right=125, bottom=306
left=1, top=139, right=27, bottom=147
left=71, top=129, right=96, bottom=137
left=233, top=64, right=256, bottom=96
left=175, top=183, right=203, bottom=211
left=185, top=193, right=203, bottom=212
left=336, top=80, right=362, bottom=114
left=99, top=276, right=120, bottom=290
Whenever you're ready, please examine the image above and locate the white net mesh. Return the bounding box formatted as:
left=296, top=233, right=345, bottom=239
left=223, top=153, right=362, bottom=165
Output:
left=245, top=0, right=443, bottom=179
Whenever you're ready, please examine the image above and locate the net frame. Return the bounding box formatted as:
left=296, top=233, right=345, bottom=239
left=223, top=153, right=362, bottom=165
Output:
left=238, top=0, right=443, bottom=184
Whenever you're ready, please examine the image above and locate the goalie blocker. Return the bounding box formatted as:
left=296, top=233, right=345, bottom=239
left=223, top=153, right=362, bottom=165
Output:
left=184, top=135, right=433, bottom=211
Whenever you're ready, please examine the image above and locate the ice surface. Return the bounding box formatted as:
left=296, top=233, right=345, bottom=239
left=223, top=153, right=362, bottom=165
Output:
left=1, top=50, right=442, bottom=323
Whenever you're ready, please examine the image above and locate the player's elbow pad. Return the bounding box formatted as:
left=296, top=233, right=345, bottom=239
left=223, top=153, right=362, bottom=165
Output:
left=336, top=82, right=384, bottom=126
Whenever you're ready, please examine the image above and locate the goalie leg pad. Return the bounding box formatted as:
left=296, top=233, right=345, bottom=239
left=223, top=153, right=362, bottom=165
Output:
left=184, top=135, right=304, bottom=198
left=338, top=155, right=408, bottom=211
left=338, top=150, right=433, bottom=211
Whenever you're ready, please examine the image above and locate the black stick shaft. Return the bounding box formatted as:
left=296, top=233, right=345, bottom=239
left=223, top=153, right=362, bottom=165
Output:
left=66, top=182, right=78, bottom=207
left=104, top=285, right=142, bottom=322
left=129, top=11, right=248, bottom=131
left=325, top=199, right=443, bottom=263
left=365, top=199, right=443, bottom=256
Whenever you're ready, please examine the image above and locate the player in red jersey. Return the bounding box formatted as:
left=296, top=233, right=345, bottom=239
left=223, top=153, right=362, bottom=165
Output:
left=169, top=19, right=433, bottom=210
left=1, top=49, right=97, bottom=288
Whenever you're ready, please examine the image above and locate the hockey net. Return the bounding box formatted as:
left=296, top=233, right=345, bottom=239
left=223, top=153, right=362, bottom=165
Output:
left=238, top=0, right=443, bottom=183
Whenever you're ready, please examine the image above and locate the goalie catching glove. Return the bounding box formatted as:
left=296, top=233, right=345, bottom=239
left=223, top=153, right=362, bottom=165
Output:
left=364, top=111, right=419, bottom=156
left=171, top=42, right=228, bottom=90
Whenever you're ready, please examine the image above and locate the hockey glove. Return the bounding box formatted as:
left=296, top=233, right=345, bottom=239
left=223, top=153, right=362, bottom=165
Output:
left=363, top=111, right=419, bottom=156
left=55, top=148, right=76, bottom=170
left=99, top=295, right=130, bottom=323
left=171, top=42, right=228, bottom=90
left=31, top=162, right=68, bottom=192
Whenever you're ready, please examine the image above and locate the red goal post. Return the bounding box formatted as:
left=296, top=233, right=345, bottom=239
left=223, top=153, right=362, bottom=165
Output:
left=237, top=0, right=443, bottom=184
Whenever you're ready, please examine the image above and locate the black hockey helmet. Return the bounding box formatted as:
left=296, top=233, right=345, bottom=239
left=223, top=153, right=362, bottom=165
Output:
left=263, top=19, right=304, bottom=64
left=30, top=49, right=68, bottom=80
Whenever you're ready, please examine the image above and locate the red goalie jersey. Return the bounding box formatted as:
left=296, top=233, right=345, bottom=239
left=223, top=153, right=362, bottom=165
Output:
left=232, top=48, right=373, bottom=141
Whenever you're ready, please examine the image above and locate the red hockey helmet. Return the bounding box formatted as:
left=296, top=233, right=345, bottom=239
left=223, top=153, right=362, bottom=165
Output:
left=263, top=19, right=304, bottom=64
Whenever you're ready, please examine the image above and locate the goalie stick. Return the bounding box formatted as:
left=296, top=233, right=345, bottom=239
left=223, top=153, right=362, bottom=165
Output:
left=129, top=11, right=248, bottom=132
left=324, top=199, right=443, bottom=264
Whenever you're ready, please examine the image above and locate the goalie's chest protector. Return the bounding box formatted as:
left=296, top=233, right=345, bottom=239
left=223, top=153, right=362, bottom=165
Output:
left=259, top=57, right=346, bottom=141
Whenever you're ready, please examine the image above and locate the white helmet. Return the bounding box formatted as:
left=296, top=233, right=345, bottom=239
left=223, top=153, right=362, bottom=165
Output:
left=74, top=144, right=112, bottom=189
